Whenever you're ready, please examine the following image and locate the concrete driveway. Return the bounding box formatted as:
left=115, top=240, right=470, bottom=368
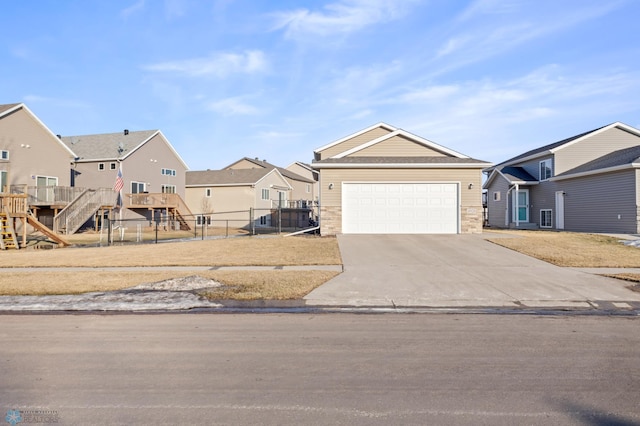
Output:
left=304, top=233, right=640, bottom=309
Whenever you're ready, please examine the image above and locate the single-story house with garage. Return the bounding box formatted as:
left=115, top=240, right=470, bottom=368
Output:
left=312, top=123, right=492, bottom=235
left=483, top=122, right=640, bottom=233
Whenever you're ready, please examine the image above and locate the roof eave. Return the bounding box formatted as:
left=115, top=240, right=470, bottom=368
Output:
left=550, top=163, right=637, bottom=181
left=312, top=162, right=492, bottom=169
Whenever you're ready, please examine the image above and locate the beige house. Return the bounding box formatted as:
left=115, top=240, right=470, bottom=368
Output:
left=185, top=167, right=294, bottom=229
left=312, top=123, right=492, bottom=235
left=0, top=103, right=75, bottom=195
left=0, top=103, right=77, bottom=245
left=61, top=130, right=191, bottom=228
left=286, top=161, right=319, bottom=205
left=225, top=157, right=317, bottom=207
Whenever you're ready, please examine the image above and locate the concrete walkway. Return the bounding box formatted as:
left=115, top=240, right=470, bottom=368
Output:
left=303, top=234, right=640, bottom=311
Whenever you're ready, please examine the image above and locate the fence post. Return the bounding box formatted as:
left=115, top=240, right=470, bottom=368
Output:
left=194, top=218, right=197, bottom=238
left=201, top=217, right=205, bottom=240
left=278, top=206, right=282, bottom=234
left=250, top=208, right=255, bottom=235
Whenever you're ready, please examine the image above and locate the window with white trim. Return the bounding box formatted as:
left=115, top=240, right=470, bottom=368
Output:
left=0, top=170, right=7, bottom=192
left=98, top=163, right=105, bottom=171
left=261, top=188, right=269, bottom=200
left=161, top=184, right=176, bottom=194
left=540, top=209, right=553, bottom=228
left=161, top=168, right=176, bottom=176
left=131, top=181, right=146, bottom=194
left=493, top=191, right=501, bottom=201
left=110, top=162, right=117, bottom=170
left=539, top=159, right=553, bottom=181
left=205, top=188, right=212, bottom=197
left=0, top=150, right=9, bottom=160
left=259, top=215, right=267, bottom=225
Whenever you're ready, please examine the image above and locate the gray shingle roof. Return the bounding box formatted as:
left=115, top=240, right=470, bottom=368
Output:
left=500, top=166, right=537, bottom=182
left=313, top=156, right=490, bottom=165
left=186, top=168, right=272, bottom=186
left=61, top=130, right=157, bottom=160
left=227, top=157, right=314, bottom=183
left=558, top=145, right=640, bottom=177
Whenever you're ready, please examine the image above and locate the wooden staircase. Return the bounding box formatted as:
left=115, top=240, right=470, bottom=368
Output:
left=0, top=211, right=19, bottom=250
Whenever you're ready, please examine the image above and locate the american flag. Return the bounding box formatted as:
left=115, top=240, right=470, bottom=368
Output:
left=113, top=167, right=124, bottom=192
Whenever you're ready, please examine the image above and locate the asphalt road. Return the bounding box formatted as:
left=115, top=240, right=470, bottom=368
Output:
left=1, top=314, right=639, bottom=425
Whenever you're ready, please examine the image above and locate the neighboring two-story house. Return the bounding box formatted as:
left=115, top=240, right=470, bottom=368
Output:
left=184, top=167, right=293, bottom=229
left=483, top=122, right=640, bottom=233
left=61, top=129, right=191, bottom=229
left=225, top=157, right=317, bottom=207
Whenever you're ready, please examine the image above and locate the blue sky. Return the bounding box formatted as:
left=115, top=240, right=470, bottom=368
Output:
left=2, top=0, right=639, bottom=170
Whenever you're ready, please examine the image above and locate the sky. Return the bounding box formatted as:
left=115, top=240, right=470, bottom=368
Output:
left=2, top=0, right=639, bottom=170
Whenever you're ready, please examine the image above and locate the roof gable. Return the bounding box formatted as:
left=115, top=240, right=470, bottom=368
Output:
left=186, top=167, right=291, bottom=189
left=0, top=103, right=77, bottom=158
left=489, top=122, right=640, bottom=171
left=62, top=130, right=188, bottom=169
left=314, top=122, right=397, bottom=154
left=225, top=157, right=314, bottom=183
left=333, top=130, right=466, bottom=159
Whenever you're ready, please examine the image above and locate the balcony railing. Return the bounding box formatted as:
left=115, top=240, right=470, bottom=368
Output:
left=10, top=185, right=87, bottom=206
left=271, top=199, right=318, bottom=209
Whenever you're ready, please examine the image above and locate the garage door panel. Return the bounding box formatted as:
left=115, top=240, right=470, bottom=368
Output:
left=342, top=183, right=458, bottom=234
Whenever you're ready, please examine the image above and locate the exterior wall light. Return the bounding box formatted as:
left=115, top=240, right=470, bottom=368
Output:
left=468, top=183, right=474, bottom=189
left=328, top=183, right=334, bottom=189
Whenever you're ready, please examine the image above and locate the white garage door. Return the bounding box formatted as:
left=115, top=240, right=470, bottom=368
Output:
left=342, top=183, right=458, bottom=234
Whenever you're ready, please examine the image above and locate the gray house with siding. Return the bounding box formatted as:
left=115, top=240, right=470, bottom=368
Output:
left=483, top=122, right=640, bottom=233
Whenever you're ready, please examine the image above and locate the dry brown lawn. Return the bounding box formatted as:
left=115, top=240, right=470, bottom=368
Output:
left=0, top=270, right=339, bottom=299
left=2, top=235, right=341, bottom=267
left=0, top=235, right=342, bottom=298
left=485, top=230, right=640, bottom=267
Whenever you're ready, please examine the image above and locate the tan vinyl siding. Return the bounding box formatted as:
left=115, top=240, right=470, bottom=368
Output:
left=227, top=159, right=261, bottom=169
left=350, top=135, right=448, bottom=157
left=318, top=127, right=393, bottom=159
left=556, top=127, right=640, bottom=175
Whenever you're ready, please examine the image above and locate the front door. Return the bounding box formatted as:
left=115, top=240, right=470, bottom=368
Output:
left=512, top=189, right=529, bottom=223
left=555, top=191, right=565, bottom=229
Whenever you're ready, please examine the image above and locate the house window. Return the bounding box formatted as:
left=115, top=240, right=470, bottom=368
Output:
left=110, top=162, right=117, bottom=170
left=162, top=185, right=176, bottom=194
left=493, top=191, right=501, bottom=201
left=540, top=159, right=553, bottom=181
left=261, top=188, right=270, bottom=200
left=98, top=163, right=105, bottom=171
left=161, top=168, right=177, bottom=176
left=306, top=184, right=311, bottom=193
left=0, top=170, right=7, bottom=192
left=540, top=209, right=553, bottom=228
left=0, top=150, right=9, bottom=160
left=196, top=215, right=211, bottom=226
left=131, top=181, right=146, bottom=194
left=205, top=188, right=212, bottom=197
left=259, top=215, right=267, bottom=225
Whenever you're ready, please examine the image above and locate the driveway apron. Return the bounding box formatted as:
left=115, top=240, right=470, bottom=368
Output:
left=304, top=233, right=640, bottom=308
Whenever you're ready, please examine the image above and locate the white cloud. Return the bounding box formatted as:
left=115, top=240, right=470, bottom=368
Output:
left=22, top=95, right=90, bottom=109
left=271, top=0, right=420, bottom=38
left=121, top=0, right=145, bottom=18
left=144, top=50, right=267, bottom=78
left=435, top=2, right=624, bottom=67
left=207, top=97, right=260, bottom=116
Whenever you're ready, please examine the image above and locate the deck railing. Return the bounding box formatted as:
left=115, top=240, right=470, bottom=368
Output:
left=54, top=188, right=117, bottom=234
left=10, top=185, right=87, bottom=206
